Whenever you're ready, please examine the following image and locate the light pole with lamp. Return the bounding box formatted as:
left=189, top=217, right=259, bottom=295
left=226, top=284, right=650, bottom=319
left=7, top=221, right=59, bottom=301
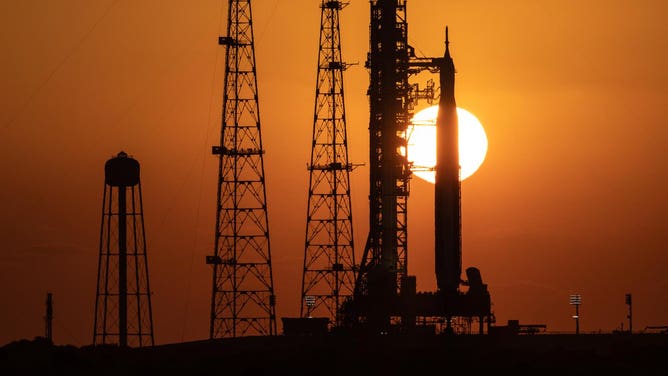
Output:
left=570, top=294, right=582, bottom=334
left=625, top=293, right=632, bottom=334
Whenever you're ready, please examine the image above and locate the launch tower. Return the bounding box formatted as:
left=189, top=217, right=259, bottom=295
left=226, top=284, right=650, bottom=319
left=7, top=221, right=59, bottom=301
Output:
left=345, top=0, right=492, bottom=334
left=299, top=0, right=357, bottom=327
left=350, top=0, right=412, bottom=332
left=207, top=0, right=278, bottom=338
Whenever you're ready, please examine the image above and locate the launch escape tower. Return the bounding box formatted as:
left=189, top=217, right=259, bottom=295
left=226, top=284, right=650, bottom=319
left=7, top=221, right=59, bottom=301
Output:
left=94, top=151, right=155, bottom=347
left=344, top=0, right=492, bottom=334
left=299, top=0, right=357, bottom=327
left=207, top=0, right=277, bottom=338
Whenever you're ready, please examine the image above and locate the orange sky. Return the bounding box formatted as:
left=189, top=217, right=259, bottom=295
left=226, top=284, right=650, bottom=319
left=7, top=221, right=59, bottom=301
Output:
left=1, top=0, right=667, bottom=346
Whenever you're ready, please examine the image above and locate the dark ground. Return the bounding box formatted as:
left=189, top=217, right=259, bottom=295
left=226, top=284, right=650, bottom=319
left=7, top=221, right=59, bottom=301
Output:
left=2, top=333, right=667, bottom=375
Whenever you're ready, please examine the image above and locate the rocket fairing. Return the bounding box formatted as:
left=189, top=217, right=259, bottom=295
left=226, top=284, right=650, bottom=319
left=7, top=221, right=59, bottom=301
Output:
left=434, top=27, right=462, bottom=294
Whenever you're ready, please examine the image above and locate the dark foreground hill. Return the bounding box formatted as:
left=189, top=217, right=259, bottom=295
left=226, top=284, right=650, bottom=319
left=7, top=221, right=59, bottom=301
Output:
left=2, top=333, right=667, bottom=375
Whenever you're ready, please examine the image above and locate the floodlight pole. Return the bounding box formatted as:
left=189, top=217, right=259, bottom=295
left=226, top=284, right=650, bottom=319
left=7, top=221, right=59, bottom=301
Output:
left=570, top=294, right=582, bottom=335
left=575, top=304, right=580, bottom=334
left=625, top=293, right=632, bottom=334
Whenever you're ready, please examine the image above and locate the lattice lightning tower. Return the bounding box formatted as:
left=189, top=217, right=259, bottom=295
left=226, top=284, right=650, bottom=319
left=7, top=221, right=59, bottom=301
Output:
left=207, top=0, right=277, bottom=338
left=299, top=0, right=357, bottom=327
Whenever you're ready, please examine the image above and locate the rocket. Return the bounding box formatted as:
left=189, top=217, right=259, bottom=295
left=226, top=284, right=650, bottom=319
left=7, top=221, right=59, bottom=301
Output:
left=434, top=27, right=462, bottom=295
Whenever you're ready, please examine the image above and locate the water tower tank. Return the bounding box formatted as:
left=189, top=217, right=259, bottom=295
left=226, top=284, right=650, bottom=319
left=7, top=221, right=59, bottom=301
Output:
left=104, top=151, right=140, bottom=187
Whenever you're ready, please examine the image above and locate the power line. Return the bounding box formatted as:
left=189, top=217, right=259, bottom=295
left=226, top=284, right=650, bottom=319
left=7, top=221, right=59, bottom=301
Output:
left=3, top=0, right=121, bottom=130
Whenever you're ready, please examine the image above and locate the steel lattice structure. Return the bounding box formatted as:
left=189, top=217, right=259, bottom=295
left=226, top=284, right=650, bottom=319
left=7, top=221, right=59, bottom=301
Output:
left=207, top=0, right=277, bottom=338
left=94, top=151, right=155, bottom=347
left=343, top=0, right=492, bottom=334
left=351, top=0, right=411, bottom=329
left=299, top=0, right=357, bottom=327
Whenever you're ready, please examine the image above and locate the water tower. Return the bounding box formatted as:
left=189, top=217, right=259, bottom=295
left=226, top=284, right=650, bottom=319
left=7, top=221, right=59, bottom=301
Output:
left=93, top=151, right=154, bottom=347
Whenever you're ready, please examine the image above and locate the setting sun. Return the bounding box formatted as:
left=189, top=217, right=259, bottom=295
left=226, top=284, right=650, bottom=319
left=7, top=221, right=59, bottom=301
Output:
left=407, top=106, right=488, bottom=183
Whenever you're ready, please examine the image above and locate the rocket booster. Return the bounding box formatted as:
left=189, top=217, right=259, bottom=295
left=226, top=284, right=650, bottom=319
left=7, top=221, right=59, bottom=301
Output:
left=434, top=27, right=462, bottom=294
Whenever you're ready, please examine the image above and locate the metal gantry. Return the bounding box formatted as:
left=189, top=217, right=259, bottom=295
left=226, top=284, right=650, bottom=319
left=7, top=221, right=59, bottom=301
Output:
left=94, top=151, right=155, bottom=347
left=342, top=1, right=493, bottom=334
left=351, top=0, right=412, bottom=329
left=207, top=0, right=277, bottom=338
left=299, top=0, right=357, bottom=327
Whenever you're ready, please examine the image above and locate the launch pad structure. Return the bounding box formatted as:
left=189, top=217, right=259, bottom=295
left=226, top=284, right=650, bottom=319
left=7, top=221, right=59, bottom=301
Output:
left=341, top=0, right=492, bottom=335
left=206, top=0, right=492, bottom=338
